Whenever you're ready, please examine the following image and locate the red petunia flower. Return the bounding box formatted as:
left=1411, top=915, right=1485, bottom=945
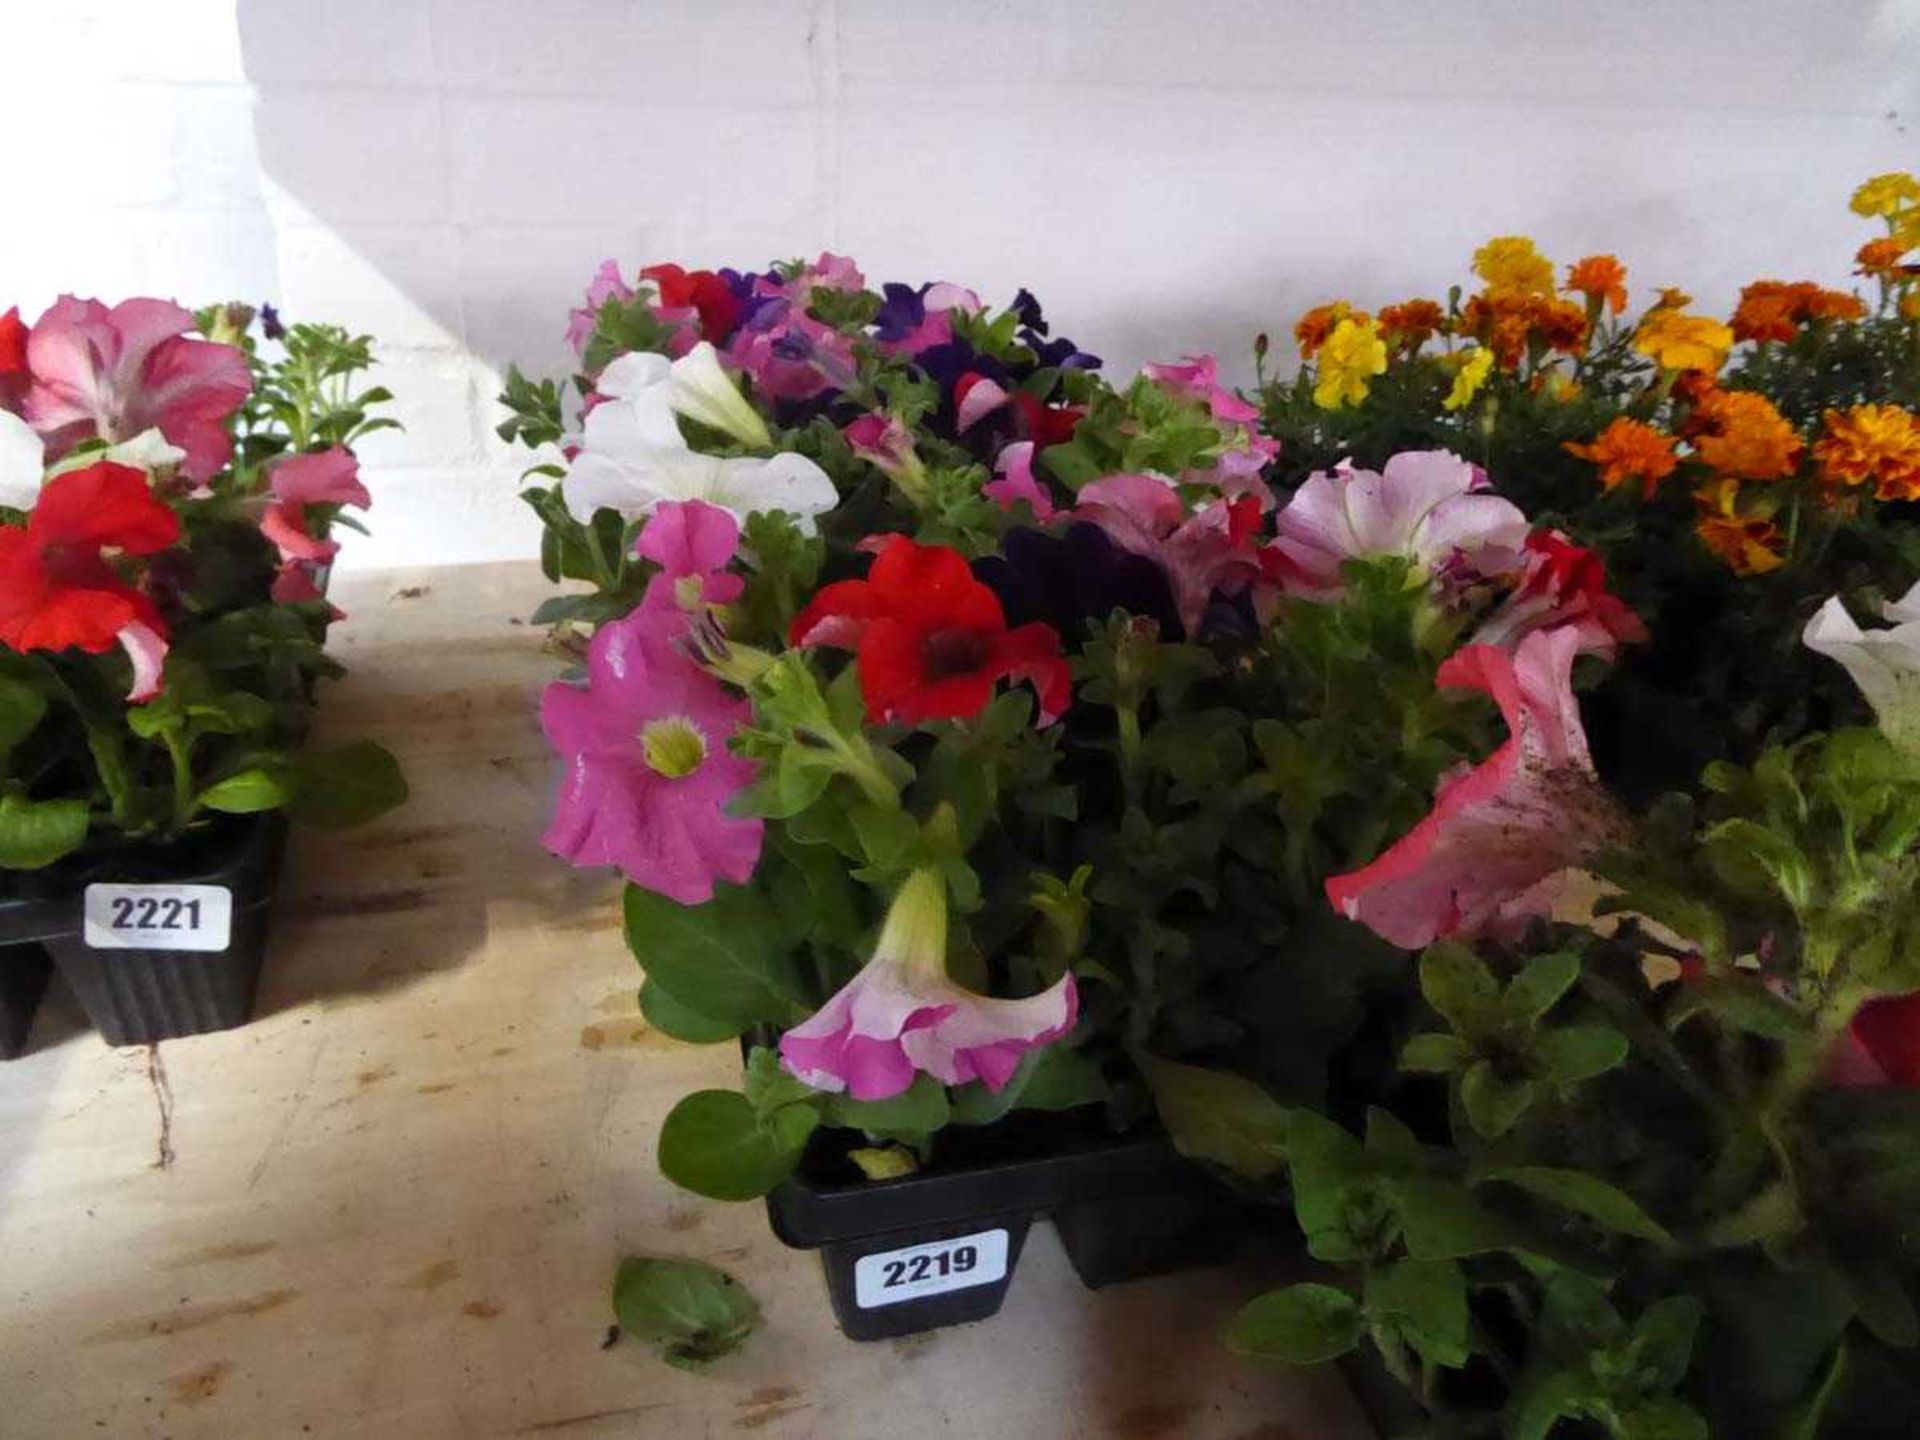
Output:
left=0, top=306, right=28, bottom=410
left=1829, top=992, right=1920, bottom=1088
left=0, top=461, right=179, bottom=699
left=952, top=372, right=1084, bottom=451
left=789, top=535, right=1072, bottom=726
left=641, top=263, right=742, bottom=347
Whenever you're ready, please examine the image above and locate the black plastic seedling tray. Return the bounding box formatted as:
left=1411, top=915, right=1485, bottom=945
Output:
left=0, top=815, right=288, bottom=1048
left=763, top=1107, right=1259, bottom=1341
left=0, top=944, right=51, bottom=1058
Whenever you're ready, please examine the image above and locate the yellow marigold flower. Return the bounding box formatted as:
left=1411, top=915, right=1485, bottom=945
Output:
left=1633, top=309, right=1733, bottom=374
left=1693, top=479, right=1785, bottom=576
left=1473, top=236, right=1556, bottom=298
left=1565, top=255, right=1628, bottom=314
left=1653, top=287, right=1693, bottom=311
left=1858, top=238, right=1911, bottom=278
left=1813, top=404, right=1920, bottom=501
left=1295, top=302, right=1359, bottom=360
left=1851, top=172, right=1920, bottom=219
left=1442, top=345, right=1494, bottom=411
left=1690, top=389, right=1803, bottom=481
left=1565, top=417, right=1679, bottom=498
left=1313, top=316, right=1388, bottom=410
left=1903, top=290, right=1920, bottom=321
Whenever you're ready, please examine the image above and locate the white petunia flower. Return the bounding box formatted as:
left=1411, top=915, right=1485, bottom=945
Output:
left=0, top=409, right=44, bottom=511
left=1804, top=580, right=1920, bottom=752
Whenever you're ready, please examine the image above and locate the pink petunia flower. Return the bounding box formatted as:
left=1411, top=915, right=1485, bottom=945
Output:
left=635, top=498, right=745, bottom=614
left=780, top=868, right=1079, bottom=1100
left=23, top=296, right=251, bottom=481
left=539, top=605, right=763, bottom=903
left=1269, top=450, right=1529, bottom=599
left=1144, top=353, right=1262, bottom=426
left=1471, top=529, right=1647, bottom=661
left=259, top=447, right=371, bottom=565
left=1074, top=474, right=1264, bottom=635
left=1324, top=627, right=1629, bottom=950
left=565, top=260, right=636, bottom=355
left=725, top=305, right=858, bottom=403
left=842, top=412, right=922, bottom=482
left=982, top=440, right=1057, bottom=521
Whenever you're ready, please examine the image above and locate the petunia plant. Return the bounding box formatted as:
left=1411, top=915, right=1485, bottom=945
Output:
left=505, top=254, right=1652, bottom=1204
left=0, top=298, right=406, bottom=870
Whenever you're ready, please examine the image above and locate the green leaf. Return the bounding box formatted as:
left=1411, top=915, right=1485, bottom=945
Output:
left=197, top=766, right=295, bottom=814
left=1419, top=943, right=1501, bottom=1032
left=624, top=883, right=807, bottom=1031
left=1628, top=1296, right=1704, bottom=1391
left=638, top=978, right=741, bottom=1044
left=287, top=741, right=408, bottom=828
left=1225, top=1284, right=1363, bottom=1365
left=0, top=672, right=48, bottom=753
left=827, top=1073, right=950, bottom=1139
left=1393, top=1177, right=1512, bottom=1260
left=1510, top=1369, right=1595, bottom=1440
left=1366, top=1258, right=1470, bottom=1369
left=1400, top=1032, right=1471, bottom=1074
left=0, top=793, right=89, bottom=869
left=1479, top=1166, right=1678, bottom=1250
left=1461, top=1059, right=1535, bottom=1139
left=611, top=1256, right=760, bottom=1370
left=1616, top=1397, right=1709, bottom=1440
left=1140, top=1053, right=1290, bottom=1180
left=741, top=1045, right=821, bottom=1119
left=656, top=1090, right=816, bottom=1202
left=1534, top=1024, right=1629, bottom=1085
left=1505, top=951, right=1580, bottom=1024
left=1704, top=1178, right=1801, bottom=1249
left=1666, top=976, right=1807, bottom=1042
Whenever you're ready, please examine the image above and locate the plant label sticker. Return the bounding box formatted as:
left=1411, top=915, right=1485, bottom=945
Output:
left=83, top=884, right=233, bottom=952
left=853, top=1228, right=1009, bottom=1309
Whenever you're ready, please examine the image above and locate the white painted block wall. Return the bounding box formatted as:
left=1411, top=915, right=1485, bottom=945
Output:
left=5, top=1, right=1920, bottom=570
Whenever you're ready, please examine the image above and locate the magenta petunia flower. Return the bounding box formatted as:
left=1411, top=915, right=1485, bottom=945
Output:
left=539, top=605, right=762, bottom=904
left=1324, top=627, right=1628, bottom=950
left=780, top=868, right=1079, bottom=1100
left=23, top=297, right=251, bottom=482
left=1269, top=450, right=1529, bottom=599
left=635, top=498, right=745, bottom=613
left=1144, top=352, right=1262, bottom=426
left=842, top=412, right=921, bottom=481
left=982, top=440, right=1056, bottom=521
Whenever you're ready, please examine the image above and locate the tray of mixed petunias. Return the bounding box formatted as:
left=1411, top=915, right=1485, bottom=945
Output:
left=504, top=253, right=1662, bottom=1337
left=0, top=297, right=406, bottom=1047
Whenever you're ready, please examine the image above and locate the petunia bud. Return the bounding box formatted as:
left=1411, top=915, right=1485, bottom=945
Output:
left=667, top=341, right=773, bottom=449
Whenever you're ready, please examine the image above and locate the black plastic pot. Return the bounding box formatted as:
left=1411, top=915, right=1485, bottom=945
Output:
left=764, top=1109, right=1260, bottom=1341
left=0, top=815, right=288, bottom=1047
left=0, top=944, right=51, bottom=1058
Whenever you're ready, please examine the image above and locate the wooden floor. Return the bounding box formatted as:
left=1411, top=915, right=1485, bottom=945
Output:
left=0, top=561, right=1373, bottom=1440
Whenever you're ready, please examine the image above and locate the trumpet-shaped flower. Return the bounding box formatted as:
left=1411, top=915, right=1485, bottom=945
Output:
left=1073, top=475, right=1263, bottom=636
left=1325, top=628, right=1628, bottom=950
left=0, top=409, right=44, bottom=511
left=842, top=412, right=924, bottom=489
left=539, top=605, right=762, bottom=903
left=635, top=499, right=745, bottom=614
left=260, top=447, right=371, bottom=565
left=790, top=535, right=1072, bottom=726
left=598, top=342, right=774, bottom=450
left=1803, top=580, right=1920, bottom=751
left=982, top=441, right=1056, bottom=521
left=1269, top=450, right=1529, bottom=599
left=0, top=462, right=179, bottom=700
left=780, top=868, right=1079, bottom=1099
left=562, top=355, right=836, bottom=530
left=1472, top=530, right=1647, bottom=660
left=1144, top=353, right=1262, bottom=426
left=22, top=297, right=250, bottom=481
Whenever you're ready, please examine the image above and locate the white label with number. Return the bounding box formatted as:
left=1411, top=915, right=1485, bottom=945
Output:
left=853, top=1228, right=1008, bottom=1309
left=83, top=883, right=232, bottom=952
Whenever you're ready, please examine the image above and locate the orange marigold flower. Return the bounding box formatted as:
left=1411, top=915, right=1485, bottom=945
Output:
left=1732, top=280, right=1868, bottom=341
left=1689, top=389, right=1804, bottom=481
left=1634, top=309, right=1733, bottom=373
left=1693, top=480, right=1785, bottom=576
left=1532, top=297, right=1591, bottom=354
left=1813, top=404, right=1920, bottom=501
left=1565, top=417, right=1679, bottom=498
left=1378, top=299, right=1447, bottom=349
left=1857, top=237, right=1912, bottom=279
left=1903, top=291, right=1920, bottom=322
left=1295, top=302, right=1360, bottom=360
left=1672, top=372, right=1720, bottom=408
left=1565, top=255, right=1628, bottom=314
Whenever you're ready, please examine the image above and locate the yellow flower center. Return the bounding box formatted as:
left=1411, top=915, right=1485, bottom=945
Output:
left=640, top=716, right=707, bottom=779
